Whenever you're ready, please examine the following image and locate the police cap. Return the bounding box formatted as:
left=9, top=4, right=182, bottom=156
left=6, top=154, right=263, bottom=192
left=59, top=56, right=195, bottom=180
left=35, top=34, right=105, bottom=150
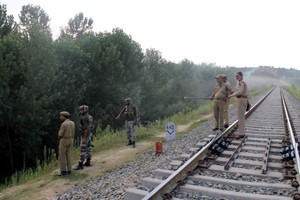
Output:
left=215, top=74, right=223, bottom=79
left=124, top=98, right=131, bottom=102
left=60, top=111, right=70, bottom=117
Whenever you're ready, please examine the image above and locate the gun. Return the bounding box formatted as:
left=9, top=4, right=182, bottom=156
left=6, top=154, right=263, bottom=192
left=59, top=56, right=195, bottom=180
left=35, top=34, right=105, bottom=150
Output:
left=184, top=96, right=210, bottom=100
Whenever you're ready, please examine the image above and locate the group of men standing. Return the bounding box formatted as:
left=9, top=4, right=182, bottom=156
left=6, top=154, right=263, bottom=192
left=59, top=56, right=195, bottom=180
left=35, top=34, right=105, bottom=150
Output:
left=210, top=71, right=248, bottom=139
left=57, top=72, right=248, bottom=176
left=57, top=98, right=138, bottom=176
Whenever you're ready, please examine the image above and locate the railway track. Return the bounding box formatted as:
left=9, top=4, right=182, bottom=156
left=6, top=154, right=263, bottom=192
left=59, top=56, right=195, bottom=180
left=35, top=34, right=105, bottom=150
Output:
left=125, top=87, right=300, bottom=200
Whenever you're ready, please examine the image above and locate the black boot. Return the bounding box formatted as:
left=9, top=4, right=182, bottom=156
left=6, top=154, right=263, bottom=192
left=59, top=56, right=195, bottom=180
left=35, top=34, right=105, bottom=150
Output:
left=58, top=171, right=68, bottom=176
left=84, top=158, right=91, bottom=167
left=74, top=162, right=83, bottom=170
left=132, top=141, right=136, bottom=148
left=126, top=140, right=132, bottom=146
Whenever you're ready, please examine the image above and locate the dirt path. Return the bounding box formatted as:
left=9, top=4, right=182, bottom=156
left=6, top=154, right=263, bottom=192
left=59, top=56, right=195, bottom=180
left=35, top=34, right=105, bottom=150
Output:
left=0, top=117, right=211, bottom=200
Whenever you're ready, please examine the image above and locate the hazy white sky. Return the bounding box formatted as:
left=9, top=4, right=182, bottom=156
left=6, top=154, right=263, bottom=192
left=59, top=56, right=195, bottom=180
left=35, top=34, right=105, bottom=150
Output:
left=2, top=0, right=300, bottom=69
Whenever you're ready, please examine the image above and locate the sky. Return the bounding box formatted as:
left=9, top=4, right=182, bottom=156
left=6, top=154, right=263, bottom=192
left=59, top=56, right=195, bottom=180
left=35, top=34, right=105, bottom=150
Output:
left=2, top=0, right=300, bottom=69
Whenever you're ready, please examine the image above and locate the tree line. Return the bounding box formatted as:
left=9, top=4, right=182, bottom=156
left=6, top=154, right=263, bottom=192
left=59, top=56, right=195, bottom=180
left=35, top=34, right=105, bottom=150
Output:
left=0, top=3, right=243, bottom=182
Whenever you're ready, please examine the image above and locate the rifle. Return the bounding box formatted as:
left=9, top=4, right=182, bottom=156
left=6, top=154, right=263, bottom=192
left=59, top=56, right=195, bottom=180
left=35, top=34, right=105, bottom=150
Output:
left=184, top=96, right=210, bottom=100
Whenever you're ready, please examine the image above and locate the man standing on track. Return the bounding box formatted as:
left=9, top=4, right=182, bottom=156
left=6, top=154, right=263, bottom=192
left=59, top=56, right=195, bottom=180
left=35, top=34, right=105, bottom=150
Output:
left=228, top=71, right=249, bottom=139
left=209, top=74, right=232, bottom=132
left=222, top=74, right=234, bottom=128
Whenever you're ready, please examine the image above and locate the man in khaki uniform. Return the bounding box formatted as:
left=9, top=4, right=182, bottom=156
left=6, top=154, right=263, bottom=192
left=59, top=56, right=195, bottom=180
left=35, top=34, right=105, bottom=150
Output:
left=228, top=71, right=248, bottom=139
left=58, top=111, right=75, bottom=176
left=209, top=74, right=232, bottom=131
left=222, top=75, right=234, bottom=128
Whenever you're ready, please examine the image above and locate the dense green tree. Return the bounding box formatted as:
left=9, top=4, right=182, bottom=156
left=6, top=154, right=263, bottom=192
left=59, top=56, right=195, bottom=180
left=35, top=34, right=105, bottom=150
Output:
left=0, top=34, right=26, bottom=172
left=1, top=4, right=57, bottom=170
left=60, top=12, right=93, bottom=38
left=77, top=28, right=144, bottom=129
left=0, top=4, right=15, bottom=38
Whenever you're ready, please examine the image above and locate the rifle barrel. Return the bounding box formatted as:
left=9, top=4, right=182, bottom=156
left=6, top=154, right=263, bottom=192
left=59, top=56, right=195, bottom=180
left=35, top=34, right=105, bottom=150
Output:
left=184, top=96, right=209, bottom=99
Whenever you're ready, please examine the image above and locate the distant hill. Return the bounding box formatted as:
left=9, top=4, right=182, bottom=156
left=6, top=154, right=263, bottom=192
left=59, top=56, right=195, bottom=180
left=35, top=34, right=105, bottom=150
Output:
left=243, top=66, right=300, bottom=90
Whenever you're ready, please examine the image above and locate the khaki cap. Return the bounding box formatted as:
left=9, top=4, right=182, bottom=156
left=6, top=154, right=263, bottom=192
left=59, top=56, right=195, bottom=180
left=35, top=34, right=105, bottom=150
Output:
left=60, top=111, right=70, bottom=117
left=215, top=74, right=223, bottom=79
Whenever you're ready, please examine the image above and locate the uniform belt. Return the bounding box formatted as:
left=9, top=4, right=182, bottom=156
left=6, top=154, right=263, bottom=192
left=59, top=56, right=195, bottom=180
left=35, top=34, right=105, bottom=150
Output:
left=215, top=98, right=225, bottom=101
left=61, top=136, right=72, bottom=139
left=236, top=95, right=247, bottom=98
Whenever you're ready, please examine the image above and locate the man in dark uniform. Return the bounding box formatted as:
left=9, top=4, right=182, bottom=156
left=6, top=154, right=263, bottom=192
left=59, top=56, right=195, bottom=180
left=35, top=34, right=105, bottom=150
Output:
left=58, top=111, right=75, bottom=176
left=74, top=105, right=94, bottom=170
left=115, top=98, right=139, bottom=148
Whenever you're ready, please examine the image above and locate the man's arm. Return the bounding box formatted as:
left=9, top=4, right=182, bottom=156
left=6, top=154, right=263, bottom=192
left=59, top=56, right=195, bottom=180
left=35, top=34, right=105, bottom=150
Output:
left=58, top=123, right=65, bottom=140
left=115, top=107, right=126, bottom=120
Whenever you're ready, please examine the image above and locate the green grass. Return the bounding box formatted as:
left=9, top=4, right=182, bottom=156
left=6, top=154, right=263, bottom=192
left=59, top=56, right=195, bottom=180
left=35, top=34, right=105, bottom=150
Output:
left=284, top=85, right=300, bottom=100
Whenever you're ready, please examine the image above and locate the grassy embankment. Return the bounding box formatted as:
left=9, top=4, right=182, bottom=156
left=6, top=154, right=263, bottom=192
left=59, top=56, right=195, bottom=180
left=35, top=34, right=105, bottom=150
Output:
left=284, top=85, right=300, bottom=100
left=0, top=102, right=213, bottom=191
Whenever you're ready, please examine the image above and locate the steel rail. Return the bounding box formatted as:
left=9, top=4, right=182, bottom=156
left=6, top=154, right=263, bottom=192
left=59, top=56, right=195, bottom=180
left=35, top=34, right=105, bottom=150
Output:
left=141, top=135, right=216, bottom=200
left=280, top=91, right=300, bottom=177
left=224, top=136, right=247, bottom=170
left=142, top=88, right=275, bottom=200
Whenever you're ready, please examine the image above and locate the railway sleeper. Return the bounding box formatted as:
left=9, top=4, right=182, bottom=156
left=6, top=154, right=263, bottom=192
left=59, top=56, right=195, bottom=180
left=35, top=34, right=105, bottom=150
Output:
left=222, top=150, right=282, bottom=161
left=208, top=164, right=283, bottom=179
left=231, top=140, right=282, bottom=147
left=214, top=157, right=283, bottom=169
left=140, top=176, right=295, bottom=199
left=245, top=133, right=286, bottom=139
left=173, top=184, right=293, bottom=200
left=227, top=144, right=282, bottom=153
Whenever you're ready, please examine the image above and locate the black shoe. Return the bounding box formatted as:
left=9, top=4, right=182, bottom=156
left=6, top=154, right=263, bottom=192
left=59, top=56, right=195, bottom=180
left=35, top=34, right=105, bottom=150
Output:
left=235, top=135, right=245, bottom=139
left=126, top=140, right=132, bottom=146
left=84, top=159, right=91, bottom=167
left=132, top=141, right=136, bottom=148
left=67, top=171, right=71, bottom=174
left=224, top=124, right=229, bottom=128
left=212, top=128, right=219, bottom=131
left=74, top=162, right=83, bottom=170
left=58, top=171, right=68, bottom=176
left=219, top=128, right=224, bottom=131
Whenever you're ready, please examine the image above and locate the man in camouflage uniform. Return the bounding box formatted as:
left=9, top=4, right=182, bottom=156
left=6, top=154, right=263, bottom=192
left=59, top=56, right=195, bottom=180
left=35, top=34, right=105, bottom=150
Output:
left=58, top=111, right=75, bottom=176
left=209, top=74, right=232, bottom=131
left=115, top=98, right=139, bottom=148
left=74, top=105, right=94, bottom=170
left=222, top=74, right=234, bottom=128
